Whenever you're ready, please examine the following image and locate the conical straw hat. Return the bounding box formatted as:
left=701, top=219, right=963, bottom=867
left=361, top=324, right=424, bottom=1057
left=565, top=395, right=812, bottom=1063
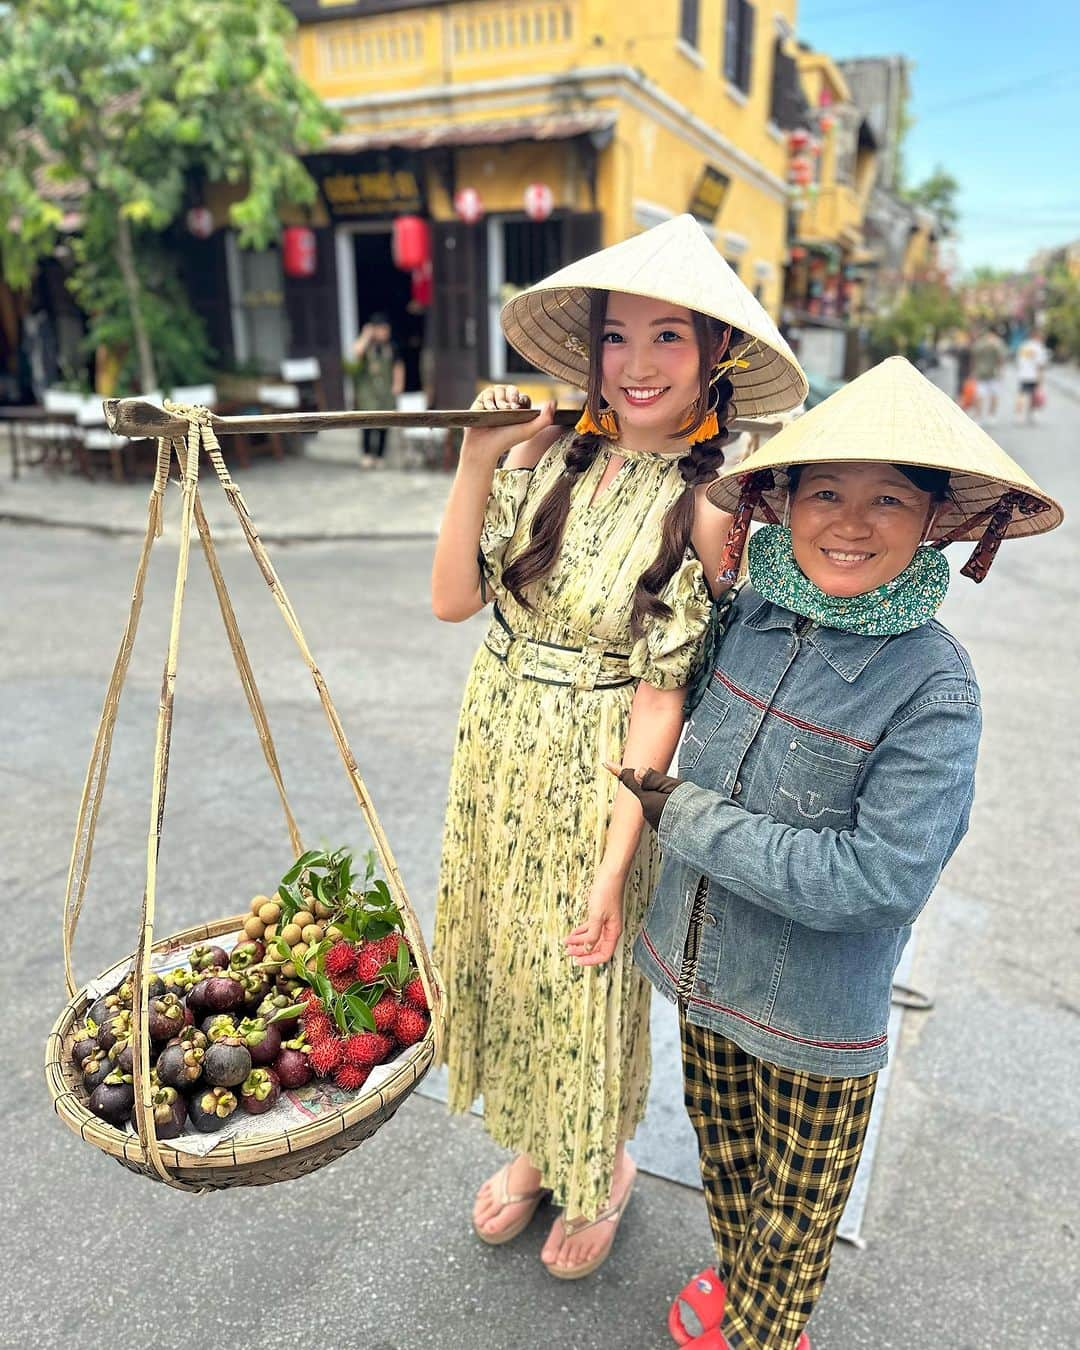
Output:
left=500, top=214, right=808, bottom=417
left=707, top=356, right=1063, bottom=542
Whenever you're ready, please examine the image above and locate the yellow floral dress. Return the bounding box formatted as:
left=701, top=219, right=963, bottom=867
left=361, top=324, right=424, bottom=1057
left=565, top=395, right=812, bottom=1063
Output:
left=434, top=433, right=712, bottom=1219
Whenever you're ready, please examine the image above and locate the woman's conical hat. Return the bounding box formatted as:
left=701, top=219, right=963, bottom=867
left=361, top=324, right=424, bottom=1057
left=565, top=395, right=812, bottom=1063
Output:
left=707, top=355, right=1063, bottom=541
left=499, top=214, right=808, bottom=417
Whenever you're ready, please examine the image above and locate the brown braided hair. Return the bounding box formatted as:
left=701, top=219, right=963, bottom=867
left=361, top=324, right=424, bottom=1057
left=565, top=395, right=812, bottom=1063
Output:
left=503, top=289, right=739, bottom=636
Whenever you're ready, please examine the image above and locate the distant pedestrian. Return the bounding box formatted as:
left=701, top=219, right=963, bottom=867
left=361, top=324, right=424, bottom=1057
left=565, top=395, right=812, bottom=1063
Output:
left=1014, top=329, right=1048, bottom=425
left=971, top=326, right=1006, bottom=423
left=351, top=313, right=404, bottom=466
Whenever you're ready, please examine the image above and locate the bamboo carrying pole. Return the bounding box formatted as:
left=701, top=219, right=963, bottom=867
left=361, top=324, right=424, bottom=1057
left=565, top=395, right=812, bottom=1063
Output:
left=103, top=398, right=782, bottom=440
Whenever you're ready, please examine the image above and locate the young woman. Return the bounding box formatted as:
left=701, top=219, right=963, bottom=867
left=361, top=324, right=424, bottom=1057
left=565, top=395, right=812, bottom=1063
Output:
left=607, top=356, right=1062, bottom=1346
left=431, top=215, right=806, bottom=1278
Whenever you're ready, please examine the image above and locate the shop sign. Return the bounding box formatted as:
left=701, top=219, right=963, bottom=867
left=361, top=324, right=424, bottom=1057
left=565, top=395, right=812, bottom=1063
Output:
left=314, top=152, right=425, bottom=220
left=454, top=187, right=484, bottom=224
left=688, top=166, right=730, bottom=224
left=524, top=182, right=554, bottom=222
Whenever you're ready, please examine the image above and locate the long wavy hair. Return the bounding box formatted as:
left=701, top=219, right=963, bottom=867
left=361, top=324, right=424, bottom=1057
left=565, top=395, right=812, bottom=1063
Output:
left=502, top=289, right=740, bottom=636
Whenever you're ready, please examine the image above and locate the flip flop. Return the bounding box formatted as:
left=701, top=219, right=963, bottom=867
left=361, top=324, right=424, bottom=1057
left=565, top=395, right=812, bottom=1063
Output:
left=675, top=1322, right=810, bottom=1350
left=542, top=1183, right=634, bottom=1280
left=472, top=1161, right=551, bottom=1246
left=669, top=1269, right=727, bottom=1344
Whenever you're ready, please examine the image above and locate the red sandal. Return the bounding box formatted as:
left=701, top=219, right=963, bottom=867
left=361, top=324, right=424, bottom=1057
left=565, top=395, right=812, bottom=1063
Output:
left=668, top=1269, right=726, bottom=1344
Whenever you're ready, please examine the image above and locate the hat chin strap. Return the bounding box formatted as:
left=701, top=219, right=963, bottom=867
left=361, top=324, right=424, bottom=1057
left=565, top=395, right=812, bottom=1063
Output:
left=717, top=470, right=780, bottom=587
left=931, top=490, right=1050, bottom=583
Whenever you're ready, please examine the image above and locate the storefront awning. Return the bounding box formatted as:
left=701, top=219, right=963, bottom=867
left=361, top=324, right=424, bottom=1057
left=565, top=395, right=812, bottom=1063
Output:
left=325, top=112, right=616, bottom=154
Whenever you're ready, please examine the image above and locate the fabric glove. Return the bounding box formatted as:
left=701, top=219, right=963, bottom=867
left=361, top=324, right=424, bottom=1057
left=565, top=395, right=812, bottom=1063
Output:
left=612, top=765, right=684, bottom=832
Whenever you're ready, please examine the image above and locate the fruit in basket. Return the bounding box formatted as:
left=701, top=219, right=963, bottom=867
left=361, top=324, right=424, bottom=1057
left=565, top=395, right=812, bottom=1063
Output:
left=134, top=1085, right=187, bottom=1139
left=188, top=1086, right=239, bottom=1132
left=238, top=1016, right=282, bottom=1066
left=403, top=975, right=429, bottom=1011
left=354, top=942, right=384, bottom=985
left=156, top=1041, right=206, bottom=1090
left=239, top=1068, right=281, bottom=1115
left=343, top=1031, right=392, bottom=1067
left=176, top=1026, right=209, bottom=1053
left=203, top=974, right=245, bottom=1013
left=237, top=969, right=271, bottom=1009
left=243, top=915, right=265, bottom=940
left=371, top=994, right=397, bottom=1033
left=87, top=995, right=114, bottom=1030
left=89, top=1071, right=135, bottom=1128
left=273, top=1043, right=312, bottom=1089
left=334, top=1063, right=370, bottom=1092
left=203, top=1037, right=252, bottom=1088
left=279, top=922, right=303, bottom=948
left=392, top=1005, right=429, bottom=1047
left=82, top=1050, right=113, bottom=1092
left=73, top=1033, right=99, bottom=1066
left=255, top=992, right=300, bottom=1028
left=111, top=1040, right=135, bottom=1075
left=97, top=1009, right=132, bottom=1053
left=202, top=1013, right=239, bottom=1043
left=308, top=1038, right=344, bottom=1078
left=190, top=944, right=230, bottom=973
left=258, top=900, right=281, bottom=926
left=229, top=939, right=266, bottom=970
left=148, top=994, right=186, bottom=1041
left=163, top=967, right=196, bottom=998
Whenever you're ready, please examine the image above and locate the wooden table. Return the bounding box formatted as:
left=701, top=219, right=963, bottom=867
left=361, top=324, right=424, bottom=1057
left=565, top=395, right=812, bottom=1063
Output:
left=0, top=406, right=85, bottom=480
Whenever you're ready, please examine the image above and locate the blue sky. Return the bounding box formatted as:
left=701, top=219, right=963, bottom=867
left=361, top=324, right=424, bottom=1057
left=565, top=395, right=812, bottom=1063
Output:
left=797, top=0, right=1080, bottom=275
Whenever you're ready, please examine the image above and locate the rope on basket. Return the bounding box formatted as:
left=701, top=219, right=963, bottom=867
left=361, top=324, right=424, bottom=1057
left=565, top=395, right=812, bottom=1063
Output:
left=60, top=403, right=443, bottom=1191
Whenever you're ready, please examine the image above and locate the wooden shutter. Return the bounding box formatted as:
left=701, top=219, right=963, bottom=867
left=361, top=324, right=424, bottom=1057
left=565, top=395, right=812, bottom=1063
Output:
left=283, top=228, right=343, bottom=406
left=739, top=1, right=756, bottom=95
left=430, top=220, right=485, bottom=408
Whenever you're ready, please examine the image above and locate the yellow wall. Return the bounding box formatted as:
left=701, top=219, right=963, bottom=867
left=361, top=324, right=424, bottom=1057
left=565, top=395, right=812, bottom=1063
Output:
left=793, top=50, right=866, bottom=253
left=293, top=0, right=798, bottom=318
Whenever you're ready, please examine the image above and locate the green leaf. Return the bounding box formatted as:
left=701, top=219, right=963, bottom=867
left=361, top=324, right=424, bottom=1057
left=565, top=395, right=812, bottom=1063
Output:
left=269, top=1003, right=307, bottom=1023
left=396, top=939, right=410, bottom=985
left=344, top=994, right=376, bottom=1033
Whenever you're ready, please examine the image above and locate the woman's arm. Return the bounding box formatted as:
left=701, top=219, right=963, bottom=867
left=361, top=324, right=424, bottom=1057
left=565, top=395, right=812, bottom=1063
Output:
left=392, top=358, right=406, bottom=398
left=691, top=486, right=734, bottom=598
left=565, top=680, right=686, bottom=966
left=430, top=386, right=557, bottom=622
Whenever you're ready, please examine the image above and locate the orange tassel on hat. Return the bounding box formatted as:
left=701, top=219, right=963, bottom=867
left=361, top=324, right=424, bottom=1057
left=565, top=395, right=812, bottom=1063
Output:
left=688, top=408, right=720, bottom=445
left=575, top=404, right=619, bottom=438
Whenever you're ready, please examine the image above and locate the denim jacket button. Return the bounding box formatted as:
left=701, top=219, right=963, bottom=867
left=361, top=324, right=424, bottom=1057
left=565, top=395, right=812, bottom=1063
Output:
left=790, top=740, right=798, bottom=749
left=732, top=780, right=742, bottom=796
left=703, top=914, right=717, bottom=927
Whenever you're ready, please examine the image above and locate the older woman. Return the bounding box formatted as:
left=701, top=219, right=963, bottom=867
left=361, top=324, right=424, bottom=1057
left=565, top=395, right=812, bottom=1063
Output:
left=597, top=357, right=1062, bottom=1348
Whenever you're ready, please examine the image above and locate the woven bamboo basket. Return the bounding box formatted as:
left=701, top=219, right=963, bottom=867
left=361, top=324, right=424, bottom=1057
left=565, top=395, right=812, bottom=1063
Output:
left=45, top=406, right=444, bottom=1191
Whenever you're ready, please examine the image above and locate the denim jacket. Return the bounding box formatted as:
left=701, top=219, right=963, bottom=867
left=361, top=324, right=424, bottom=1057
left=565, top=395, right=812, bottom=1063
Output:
left=634, top=587, right=982, bottom=1077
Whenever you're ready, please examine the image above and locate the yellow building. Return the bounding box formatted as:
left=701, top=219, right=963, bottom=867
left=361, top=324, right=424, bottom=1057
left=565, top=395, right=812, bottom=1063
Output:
left=246, top=0, right=809, bottom=405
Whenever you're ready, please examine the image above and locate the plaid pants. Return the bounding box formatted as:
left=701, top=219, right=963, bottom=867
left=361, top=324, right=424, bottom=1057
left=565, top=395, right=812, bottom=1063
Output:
left=681, top=1017, right=877, bottom=1350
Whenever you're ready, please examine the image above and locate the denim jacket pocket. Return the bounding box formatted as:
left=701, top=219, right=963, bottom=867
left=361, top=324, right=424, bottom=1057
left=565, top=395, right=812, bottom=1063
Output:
left=771, top=738, right=864, bottom=828
left=678, top=697, right=730, bottom=772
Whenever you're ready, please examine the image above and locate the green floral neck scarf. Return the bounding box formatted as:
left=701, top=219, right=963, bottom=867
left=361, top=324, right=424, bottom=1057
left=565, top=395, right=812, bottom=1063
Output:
left=747, top=525, right=950, bottom=636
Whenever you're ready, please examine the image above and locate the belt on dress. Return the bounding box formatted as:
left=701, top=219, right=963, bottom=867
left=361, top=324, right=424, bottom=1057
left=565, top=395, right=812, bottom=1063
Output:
left=483, top=604, right=635, bottom=691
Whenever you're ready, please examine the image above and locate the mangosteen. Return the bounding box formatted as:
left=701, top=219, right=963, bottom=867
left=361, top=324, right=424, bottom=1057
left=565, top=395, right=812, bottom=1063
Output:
left=189, top=944, right=229, bottom=973
left=275, top=971, right=305, bottom=996
left=163, top=967, right=195, bottom=998
left=87, top=995, right=113, bottom=1029
left=155, top=1041, right=205, bottom=1090
left=138, top=973, right=167, bottom=1002
left=176, top=1026, right=208, bottom=1053
left=131, top=1085, right=187, bottom=1139
left=82, top=1050, right=112, bottom=1092
left=202, top=974, right=245, bottom=1014
left=109, top=1040, right=135, bottom=1075
left=239, top=1068, right=280, bottom=1116
left=229, top=940, right=265, bottom=971
left=147, top=993, right=186, bottom=1041
left=203, top=1037, right=252, bottom=1088
left=97, top=1010, right=132, bottom=1053
left=238, top=970, right=271, bottom=1009
left=273, top=1045, right=312, bottom=1089
left=88, top=1071, right=135, bottom=1129
left=72, top=1035, right=99, bottom=1067
left=188, top=1086, right=239, bottom=1132
left=201, top=1012, right=238, bottom=1041
left=255, top=993, right=300, bottom=1029
left=237, top=1016, right=281, bottom=1066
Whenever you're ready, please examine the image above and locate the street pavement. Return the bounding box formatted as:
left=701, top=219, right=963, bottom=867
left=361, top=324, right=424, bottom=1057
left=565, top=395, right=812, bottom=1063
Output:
left=3, top=369, right=1078, bottom=1349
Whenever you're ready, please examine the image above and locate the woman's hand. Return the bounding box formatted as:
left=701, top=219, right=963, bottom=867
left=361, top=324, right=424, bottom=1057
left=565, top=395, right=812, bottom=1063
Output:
left=461, top=385, right=556, bottom=465
left=564, top=871, right=625, bottom=967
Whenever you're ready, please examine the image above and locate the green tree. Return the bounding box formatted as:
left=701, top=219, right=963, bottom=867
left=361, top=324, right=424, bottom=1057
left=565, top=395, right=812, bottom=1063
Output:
left=904, top=166, right=961, bottom=235
left=869, top=281, right=965, bottom=361
left=0, top=0, right=339, bottom=391
left=1045, top=266, right=1080, bottom=361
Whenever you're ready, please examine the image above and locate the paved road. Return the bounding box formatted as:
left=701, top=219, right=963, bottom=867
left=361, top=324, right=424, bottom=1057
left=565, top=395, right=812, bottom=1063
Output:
left=3, top=372, right=1077, bottom=1348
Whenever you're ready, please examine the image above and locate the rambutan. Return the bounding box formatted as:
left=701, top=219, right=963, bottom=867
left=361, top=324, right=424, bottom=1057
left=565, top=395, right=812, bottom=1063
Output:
left=334, top=1063, right=370, bottom=1092
left=324, top=941, right=357, bottom=981
left=392, top=1005, right=429, bottom=1047
left=308, top=1038, right=344, bottom=1077
left=302, top=1010, right=333, bottom=1045
left=353, top=942, right=384, bottom=984
left=343, top=1031, right=393, bottom=1067
left=403, top=975, right=428, bottom=1010
left=375, top=932, right=405, bottom=966
left=372, top=993, right=398, bottom=1032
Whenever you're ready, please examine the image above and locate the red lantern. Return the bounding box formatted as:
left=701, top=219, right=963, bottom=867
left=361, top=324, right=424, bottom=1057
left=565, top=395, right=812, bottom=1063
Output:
left=392, top=214, right=431, bottom=271
left=790, top=246, right=807, bottom=262
left=454, top=187, right=484, bottom=224
left=523, top=182, right=554, bottom=222
left=789, top=157, right=813, bottom=186
left=818, top=114, right=835, bottom=134
left=282, top=226, right=317, bottom=279
left=788, top=129, right=810, bottom=151
left=410, top=259, right=433, bottom=309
